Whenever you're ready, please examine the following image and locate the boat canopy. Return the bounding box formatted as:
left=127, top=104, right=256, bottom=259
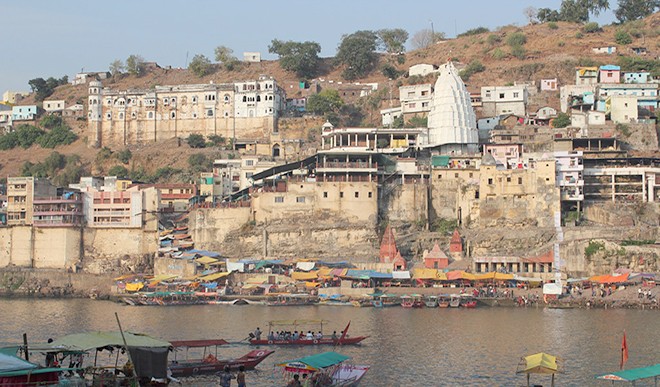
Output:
left=516, top=353, right=560, bottom=374
left=31, top=332, right=171, bottom=352
left=392, top=271, right=411, bottom=279
left=596, top=363, right=660, bottom=382
left=277, top=352, right=350, bottom=371
left=170, top=339, right=229, bottom=348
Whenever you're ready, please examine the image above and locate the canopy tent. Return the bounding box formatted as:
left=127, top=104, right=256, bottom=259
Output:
left=0, top=353, right=37, bottom=373
left=226, top=261, right=245, bottom=273
left=198, top=272, right=231, bottom=282
left=596, top=363, right=660, bottom=383
left=195, top=256, right=219, bottom=265
left=589, top=273, right=630, bottom=284
left=516, top=352, right=561, bottom=387
left=412, top=268, right=447, bottom=280
left=277, top=352, right=350, bottom=371
left=31, top=332, right=171, bottom=352
left=473, top=272, right=515, bottom=281
left=392, top=271, right=411, bottom=280
left=446, top=271, right=476, bottom=281
left=186, top=249, right=222, bottom=258
left=125, top=282, right=144, bottom=292
left=291, top=271, right=319, bottom=281
left=148, top=274, right=179, bottom=287
left=296, top=262, right=316, bottom=271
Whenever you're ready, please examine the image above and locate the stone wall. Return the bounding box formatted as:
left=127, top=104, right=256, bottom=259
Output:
left=0, top=268, right=115, bottom=297
left=382, top=183, right=429, bottom=224
left=189, top=207, right=252, bottom=252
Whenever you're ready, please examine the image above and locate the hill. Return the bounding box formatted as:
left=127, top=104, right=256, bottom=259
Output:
left=3, top=14, right=659, bottom=181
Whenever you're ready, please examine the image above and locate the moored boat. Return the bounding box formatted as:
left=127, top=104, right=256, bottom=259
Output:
left=169, top=339, right=273, bottom=377
left=276, top=351, right=369, bottom=387
left=461, top=295, right=478, bottom=308
left=438, top=295, right=450, bottom=308
left=424, top=295, right=439, bottom=308
left=369, top=293, right=399, bottom=308
left=249, top=320, right=368, bottom=346
left=266, top=293, right=318, bottom=306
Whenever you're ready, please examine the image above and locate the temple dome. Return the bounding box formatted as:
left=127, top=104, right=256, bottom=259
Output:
left=427, top=62, right=478, bottom=146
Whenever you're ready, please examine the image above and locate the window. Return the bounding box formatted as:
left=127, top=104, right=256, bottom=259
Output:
left=506, top=177, right=511, bottom=183
left=340, top=192, right=344, bottom=198
left=106, top=113, right=112, bottom=120
left=207, top=109, right=214, bottom=117
left=171, top=111, right=176, bottom=119
left=192, top=96, right=198, bottom=104
left=488, top=178, right=493, bottom=185
left=323, top=192, right=328, bottom=198
left=118, top=112, right=124, bottom=120
left=437, top=174, right=442, bottom=179
left=245, top=172, right=253, bottom=178
left=368, top=192, right=372, bottom=198
left=275, top=197, right=284, bottom=203
left=513, top=92, right=519, bottom=98
left=469, top=173, right=473, bottom=178
left=518, top=177, right=523, bottom=184
left=454, top=173, right=459, bottom=178
left=131, top=112, right=137, bottom=119
left=245, top=160, right=254, bottom=166
left=296, top=197, right=305, bottom=203
left=148, top=112, right=154, bottom=119
left=354, top=192, right=359, bottom=198
left=499, top=93, right=505, bottom=99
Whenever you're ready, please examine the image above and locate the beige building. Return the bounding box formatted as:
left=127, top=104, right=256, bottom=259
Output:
left=88, top=77, right=285, bottom=148
left=609, top=95, right=638, bottom=124
left=43, top=100, right=65, bottom=112
left=6, top=177, right=57, bottom=226
left=399, top=84, right=432, bottom=119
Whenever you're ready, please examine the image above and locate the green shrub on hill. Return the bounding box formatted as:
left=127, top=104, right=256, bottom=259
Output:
left=615, top=30, right=633, bottom=45
left=457, top=27, right=489, bottom=38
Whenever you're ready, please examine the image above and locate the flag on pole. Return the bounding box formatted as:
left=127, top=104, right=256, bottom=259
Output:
left=620, top=331, right=628, bottom=370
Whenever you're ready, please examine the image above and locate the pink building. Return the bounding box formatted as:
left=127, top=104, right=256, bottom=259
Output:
left=483, top=143, right=524, bottom=169
left=599, top=65, right=621, bottom=84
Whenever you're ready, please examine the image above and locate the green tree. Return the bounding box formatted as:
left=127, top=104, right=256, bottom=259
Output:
left=151, top=167, right=183, bottom=182
left=189, top=54, right=212, bottom=77
left=15, top=124, right=45, bottom=148
left=39, top=115, right=63, bottom=129
left=214, top=45, right=240, bottom=71
left=306, top=89, right=344, bottom=116
left=507, top=32, right=527, bottom=47
left=186, top=133, right=206, bottom=148
left=188, top=153, right=212, bottom=173
left=560, top=0, right=609, bottom=22
left=537, top=8, right=561, bottom=22
left=336, top=30, right=379, bottom=80
left=0, top=133, right=19, bottom=150
left=459, top=60, right=485, bottom=81
left=377, top=28, right=409, bottom=54
left=457, top=27, right=490, bottom=37
left=615, top=0, right=659, bottom=22
left=36, top=125, right=77, bottom=148
left=552, top=113, right=571, bottom=128
left=109, top=59, right=125, bottom=76
left=43, top=151, right=66, bottom=176
left=615, top=30, right=633, bottom=44
left=126, top=54, right=145, bottom=76
left=269, top=39, right=322, bottom=79
left=381, top=64, right=403, bottom=79
left=406, top=116, right=428, bottom=128
left=207, top=134, right=226, bottom=147
left=27, top=77, right=65, bottom=101
left=116, top=148, right=132, bottom=164
left=108, top=165, right=129, bottom=177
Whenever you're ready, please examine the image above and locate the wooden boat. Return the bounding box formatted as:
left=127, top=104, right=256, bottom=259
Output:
left=266, top=293, right=318, bottom=306
left=276, top=351, right=369, bottom=387
left=438, top=295, right=450, bottom=308
left=424, top=295, right=439, bottom=308
left=461, top=295, right=478, bottom=308
left=400, top=294, right=423, bottom=308
left=169, top=339, right=274, bottom=377
left=449, top=295, right=461, bottom=308
left=249, top=320, right=367, bottom=346
left=369, top=293, right=399, bottom=308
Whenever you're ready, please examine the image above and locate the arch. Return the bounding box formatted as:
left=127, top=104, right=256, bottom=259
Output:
left=242, top=96, right=247, bottom=102
left=118, top=112, right=124, bottom=120
left=171, top=111, right=176, bottom=119
left=272, top=144, right=281, bottom=158
left=256, top=95, right=261, bottom=102
left=148, top=112, right=154, bottom=119
left=224, top=94, right=230, bottom=103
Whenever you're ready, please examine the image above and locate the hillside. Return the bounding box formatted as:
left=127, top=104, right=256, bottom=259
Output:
left=3, top=14, right=659, bottom=180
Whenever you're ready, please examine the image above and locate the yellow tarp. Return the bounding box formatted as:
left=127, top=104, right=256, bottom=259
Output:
left=517, top=353, right=559, bottom=374
left=198, top=272, right=230, bottom=281
left=305, top=281, right=321, bottom=288
left=412, top=268, right=447, bottom=280
left=316, top=268, right=333, bottom=278
left=473, top=272, right=515, bottom=281
left=125, top=282, right=144, bottom=292
left=291, top=271, right=319, bottom=281
left=148, top=274, right=179, bottom=287
left=195, top=256, right=219, bottom=265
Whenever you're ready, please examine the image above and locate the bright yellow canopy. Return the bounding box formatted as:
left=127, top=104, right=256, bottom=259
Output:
left=148, top=274, right=179, bottom=287
left=473, top=272, right=515, bottom=281
left=412, top=268, right=447, bottom=280
left=291, top=271, right=319, bottom=281
left=125, top=282, right=144, bottom=292
left=517, top=353, right=559, bottom=374
left=195, top=256, right=219, bottom=265
left=198, top=272, right=230, bottom=281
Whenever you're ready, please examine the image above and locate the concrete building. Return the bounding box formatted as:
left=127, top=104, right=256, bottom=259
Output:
left=212, top=159, right=242, bottom=199
left=2, top=91, right=29, bottom=104
left=592, top=46, right=617, bottom=55
left=575, top=67, right=599, bottom=85
left=320, top=122, right=422, bottom=154
left=609, top=95, right=638, bottom=123
left=33, top=190, right=84, bottom=227
left=83, top=189, right=146, bottom=228
left=623, top=72, right=651, bottom=84
left=399, top=84, right=432, bottom=119
left=380, top=106, right=402, bottom=127
left=88, top=77, right=285, bottom=148
left=599, top=65, right=621, bottom=84
left=6, top=177, right=57, bottom=226
left=129, top=183, right=196, bottom=212
left=555, top=151, right=584, bottom=211
left=598, top=83, right=658, bottom=112
left=408, top=63, right=438, bottom=77
left=12, top=105, right=39, bottom=121
left=243, top=52, right=261, bottom=62
left=63, top=104, right=85, bottom=118
left=584, top=166, right=660, bottom=203
left=540, top=78, right=558, bottom=91
left=560, top=85, right=597, bottom=113
left=480, top=85, right=528, bottom=117
left=570, top=109, right=606, bottom=128
left=42, top=100, right=65, bottom=113
left=427, top=62, right=479, bottom=153
left=422, top=242, right=449, bottom=269
left=483, top=143, right=523, bottom=169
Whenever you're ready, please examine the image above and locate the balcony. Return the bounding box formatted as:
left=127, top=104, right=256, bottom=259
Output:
left=316, top=161, right=378, bottom=173
left=558, top=178, right=584, bottom=187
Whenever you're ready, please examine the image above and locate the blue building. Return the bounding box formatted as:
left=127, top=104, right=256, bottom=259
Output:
left=623, top=72, right=651, bottom=84
left=11, top=105, right=39, bottom=120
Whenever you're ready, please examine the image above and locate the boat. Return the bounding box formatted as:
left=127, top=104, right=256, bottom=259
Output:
left=438, top=295, right=450, bottom=308
left=276, top=351, right=369, bottom=386
left=449, top=295, right=461, bottom=308
left=369, top=293, right=399, bottom=308
left=249, top=320, right=368, bottom=346
left=169, top=339, right=273, bottom=377
left=461, top=295, right=478, bottom=308
left=318, top=294, right=354, bottom=306
left=424, top=295, right=439, bottom=308
left=266, top=293, right=318, bottom=306
left=400, top=294, right=423, bottom=308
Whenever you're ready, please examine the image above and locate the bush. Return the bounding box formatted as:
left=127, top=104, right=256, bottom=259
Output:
left=511, top=46, right=526, bottom=59
left=432, top=218, right=457, bottom=235
left=584, top=240, right=605, bottom=258
left=381, top=64, right=403, bottom=79
left=207, top=135, right=226, bottom=147
left=457, top=27, right=489, bottom=37
left=558, top=41, right=565, bottom=47
left=186, top=134, right=206, bottom=148
left=188, top=153, right=211, bottom=173
left=116, top=148, right=132, bottom=164
left=492, top=48, right=507, bottom=59
left=39, top=115, right=63, bottom=129
left=506, top=32, right=527, bottom=47
left=574, top=32, right=584, bottom=39
left=547, top=22, right=558, bottom=30
left=459, top=60, right=485, bottom=81
left=615, top=30, right=633, bottom=45
left=108, top=165, right=129, bottom=177
left=552, top=113, right=571, bottom=128
left=36, top=125, right=77, bottom=148
left=15, top=125, right=45, bottom=149
left=616, top=123, right=631, bottom=137
left=486, top=34, right=501, bottom=46
left=583, top=22, right=601, bottom=33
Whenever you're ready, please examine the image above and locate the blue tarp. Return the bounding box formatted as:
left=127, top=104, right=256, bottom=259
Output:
left=201, top=282, right=218, bottom=289
left=344, top=270, right=392, bottom=279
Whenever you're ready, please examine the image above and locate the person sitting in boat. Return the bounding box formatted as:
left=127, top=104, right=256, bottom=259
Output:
left=287, top=374, right=302, bottom=387
left=267, top=331, right=275, bottom=341
left=254, top=327, right=262, bottom=340
left=331, top=331, right=338, bottom=340
left=315, top=331, right=323, bottom=340
left=305, top=331, right=313, bottom=340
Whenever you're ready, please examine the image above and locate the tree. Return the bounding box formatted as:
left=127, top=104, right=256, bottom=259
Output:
left=15, top=124, right=45, bottom=148
left=188, top=153, right=212, bottom=173
left=40, top=115, right=63, bottom=129
left=507, top=32, right=527, bottom=47
left=377, top=28, right=409, bottom=54
left=108, top=165, right=129, bottom=178
left=523, top=6, right=539, bottom=24
left=36, top=125, right=77, bottom=148
left=336, top=30, right=379, bottom=80
left=207, top=134, right=226, bottom=147
left=214, top=45, right=240, bottom=71
left=306, top=89, right=344, bottom=116
left=269, top=39, right=321, bottom=79
left=537, top=8, right=561, bottom=22
left=116, top=148, right=132, bottom=164
left=559, top=0, right=609, bottom=23
left=109, top=59, right=125, bottom=76
left=552, top=113, right=571, bottom=128
left=28, top=77, right=65, bottom=101
left=410, top=29, right=445, bottom=49
left=188, top=54, right=212, bottom=77
left=615, top=0, right=660, bottom=22
left=615, top=30, right=633, bottom=44
left=126, top=54, right=145, bottom=76
left=186, top=134, right=206, bottom=148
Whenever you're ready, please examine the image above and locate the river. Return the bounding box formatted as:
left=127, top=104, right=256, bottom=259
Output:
left=0, top=299, right=658, bottom=386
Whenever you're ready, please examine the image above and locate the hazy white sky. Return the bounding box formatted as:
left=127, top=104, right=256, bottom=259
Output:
left=1, top=0, right=616, bottom=93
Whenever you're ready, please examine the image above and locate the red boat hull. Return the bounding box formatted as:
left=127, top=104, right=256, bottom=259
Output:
left=249, top=336, right=367, bottom=346
left=169, top=349, right=274, bottom=377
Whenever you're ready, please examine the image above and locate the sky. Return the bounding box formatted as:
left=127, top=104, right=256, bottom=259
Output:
left=1, top=0, right=617, bottom=93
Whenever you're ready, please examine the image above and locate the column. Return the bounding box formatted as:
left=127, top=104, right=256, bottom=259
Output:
left=611, top=174, right=615, bottom=202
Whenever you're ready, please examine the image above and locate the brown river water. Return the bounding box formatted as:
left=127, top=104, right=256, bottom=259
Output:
left=0, top=299, right=658, bottom=386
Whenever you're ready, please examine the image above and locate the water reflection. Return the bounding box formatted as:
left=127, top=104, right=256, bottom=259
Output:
left=0, top=300, right=658, bottom=386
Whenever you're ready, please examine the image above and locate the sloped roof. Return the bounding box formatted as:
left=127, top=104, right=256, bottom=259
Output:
left=424, top=243, right=448, bottom=260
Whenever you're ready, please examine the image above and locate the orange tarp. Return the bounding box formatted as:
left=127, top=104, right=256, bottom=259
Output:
left=589, top=273, right=629, bottom=284
left=446, top=271, right=476, bottom=281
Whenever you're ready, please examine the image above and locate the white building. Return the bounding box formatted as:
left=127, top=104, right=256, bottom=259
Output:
left=43, top=100, right=65, bottom=112
left=243, top=52, right=261, bottom=62
left=380, top=106, right=402, bottom=127
left=408, top=64, right=438, bottom=77
left=610, top=95, right=638, bottom=124
left=481, top=85, right=528, bottom=116
left=425, top=62, right=478, bottom=152
left=570, top=110, right=606, bottom=128
left=555, top=151, right=584, bottom=204
left=540, top=78, right=558, bottom=91
left=234, top=78, right=284, bottom=119
left=399, top=84, right=432, bottom=117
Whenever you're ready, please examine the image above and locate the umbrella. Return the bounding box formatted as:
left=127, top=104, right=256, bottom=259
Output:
left=516, top=352, right=562, bottom=387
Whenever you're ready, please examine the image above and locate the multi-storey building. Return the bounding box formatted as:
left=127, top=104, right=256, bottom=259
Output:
left=6, top=177, right=57, bottom=225
left=555, top=151, right=584, bottom=212
left=129, top=183, right=196, bottom=212
left=88, top=77, right=285, bottom=148
left=481, top=85, right=528, bottom=116
left=33, top=191, right=84, bottom=227
left=399, top=84, right=432, bottom=119
left=84, top=189, right=144, bottom=228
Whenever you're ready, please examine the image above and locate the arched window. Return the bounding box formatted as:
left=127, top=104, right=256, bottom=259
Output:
left=106, top=113, right=112, bottom=120
left=224, top=94, right=230, bottom=103
left=256, top=95, right=261, bottom=102
left=118, top=112, right=124, bottom=120
left=171, top=111, right=176, bottom=119
left=242, top=96, right=247, bottom=102
left=131, top=112, right=137, bottom=119
left=148, top=112, right=154, bottom=119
